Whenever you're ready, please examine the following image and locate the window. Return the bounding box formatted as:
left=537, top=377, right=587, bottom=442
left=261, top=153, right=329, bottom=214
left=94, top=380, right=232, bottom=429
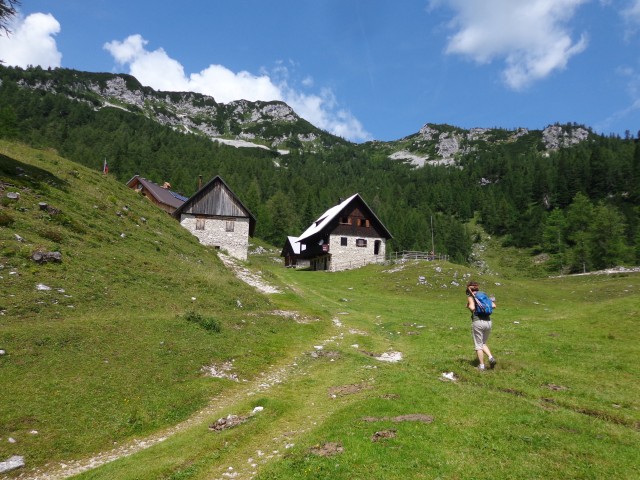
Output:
left=356, top=238, right=367, bottom=247
left=358, top=218, right=370, bottom=227
left=340, top=216, right=351, bottom=225
left=196, top=216, right=206, bottom=230
left=341, top=237, right=348, bottom=246
left=226, top=219, right=235, bottom=232
left=374, top=240, right=381, bottom=255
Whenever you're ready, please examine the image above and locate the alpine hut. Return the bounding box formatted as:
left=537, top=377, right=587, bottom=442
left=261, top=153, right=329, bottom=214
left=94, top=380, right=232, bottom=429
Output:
left=173, top=176, right=256, bottom=261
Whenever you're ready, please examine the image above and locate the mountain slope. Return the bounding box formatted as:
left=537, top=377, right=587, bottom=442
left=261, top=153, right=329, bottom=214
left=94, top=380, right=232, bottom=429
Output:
left=0, top=139, right=327, bottom=470
left=0, top=65, right=348, bottom=152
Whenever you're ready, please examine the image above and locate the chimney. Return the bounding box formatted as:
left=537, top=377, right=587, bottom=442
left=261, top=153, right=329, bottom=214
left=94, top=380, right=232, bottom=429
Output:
left=198, top=175, right=203, bottom=190
left=162, top=182, right=171, bottom=189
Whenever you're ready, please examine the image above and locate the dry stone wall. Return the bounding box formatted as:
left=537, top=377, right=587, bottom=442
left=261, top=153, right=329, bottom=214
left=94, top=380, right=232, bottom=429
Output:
left=180, top=214, right=250, bottom=260
left=328, top=234, right=386, bottom=272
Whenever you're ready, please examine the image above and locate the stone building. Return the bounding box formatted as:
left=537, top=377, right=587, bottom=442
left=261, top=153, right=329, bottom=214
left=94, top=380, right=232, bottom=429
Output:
left=281, top=236, right=310, bottom=268
left=126, top=175, right=188, bottom=214
left=173, top=176, right=256, bottom=261
left=285, top=193, right=392, bottom=271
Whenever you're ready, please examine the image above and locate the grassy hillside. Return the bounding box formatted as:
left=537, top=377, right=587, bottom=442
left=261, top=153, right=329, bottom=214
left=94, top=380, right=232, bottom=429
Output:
left=1, top=139, right=638, bottom=479
left=0, top=140, right=328, bottom=470
left=59, top=255, right=638, bottom=480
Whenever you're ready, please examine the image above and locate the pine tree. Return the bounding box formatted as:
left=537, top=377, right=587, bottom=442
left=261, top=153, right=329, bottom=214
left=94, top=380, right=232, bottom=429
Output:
left=589, top=203, right=628, bottom=269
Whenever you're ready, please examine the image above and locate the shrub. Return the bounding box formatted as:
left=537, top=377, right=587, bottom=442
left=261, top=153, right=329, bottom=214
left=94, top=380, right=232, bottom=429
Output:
left=183, top=311, right=221, bottom=333
left=39, top=227, right=64, bottom=243
left=0, top=210, right=14, bottom=226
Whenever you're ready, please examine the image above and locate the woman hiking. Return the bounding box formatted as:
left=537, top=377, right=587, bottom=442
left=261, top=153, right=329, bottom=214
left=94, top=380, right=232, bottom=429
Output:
left=466, top=281, right=497, bottom=371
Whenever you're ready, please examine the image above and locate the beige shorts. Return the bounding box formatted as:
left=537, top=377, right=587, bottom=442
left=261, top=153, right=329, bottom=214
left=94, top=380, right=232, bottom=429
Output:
left=471, top=320, right=492, bottom=350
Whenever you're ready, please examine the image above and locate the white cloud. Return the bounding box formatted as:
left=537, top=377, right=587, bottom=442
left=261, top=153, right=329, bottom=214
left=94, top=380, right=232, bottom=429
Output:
left=430, top=0, right=589, bottom=90
left=627, top=0, right=640, bottom=19
left=622, top=0, right=640, bottom=37
left=0, top=13, right=62, bottom=68
left=104, top=35, right=371, bottom=142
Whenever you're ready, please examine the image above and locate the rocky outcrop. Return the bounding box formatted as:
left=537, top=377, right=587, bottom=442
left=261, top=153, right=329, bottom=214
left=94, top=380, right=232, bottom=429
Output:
left=389, top=124, right=587, bottom=169
left=13, top=70, right=332, bottom=153
left=542, top=125, right=590, bottom=150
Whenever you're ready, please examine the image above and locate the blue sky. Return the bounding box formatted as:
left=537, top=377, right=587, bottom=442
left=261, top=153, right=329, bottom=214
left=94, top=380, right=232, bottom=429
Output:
left=1, top=0, right=639, bottom=142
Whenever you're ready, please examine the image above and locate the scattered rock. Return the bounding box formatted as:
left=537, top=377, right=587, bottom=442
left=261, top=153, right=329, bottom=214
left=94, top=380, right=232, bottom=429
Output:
left=31, top=251, right=62, bottom=264
left=201, top=361, right=238, bottom=381
left=6, top=192, right=19, bottom=200
left=310, top=350, right=340, bottom=359
left=36, top=283, right=52, bottom=291
left=0, top=455, right=25, bottom=474
left=209, top=414, right=248, bottom=432
left=441, top=372, right=457, bottom=382
left=373, top=351, right=403, bottom=363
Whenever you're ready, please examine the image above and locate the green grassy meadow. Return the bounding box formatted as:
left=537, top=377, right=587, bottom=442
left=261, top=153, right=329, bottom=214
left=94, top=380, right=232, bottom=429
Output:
left=1, top=140, right=638, bottom=479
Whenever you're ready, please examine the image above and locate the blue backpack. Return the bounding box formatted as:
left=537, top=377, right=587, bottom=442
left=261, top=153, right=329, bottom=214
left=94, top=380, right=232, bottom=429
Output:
left=474, top=292, right=493, bottom=315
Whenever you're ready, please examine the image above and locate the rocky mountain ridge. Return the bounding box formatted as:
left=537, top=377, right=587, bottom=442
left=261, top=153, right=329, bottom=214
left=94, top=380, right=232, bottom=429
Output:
left=374, top=123, right=591, bottom=168
left=2, top=66, right=592, bottom=165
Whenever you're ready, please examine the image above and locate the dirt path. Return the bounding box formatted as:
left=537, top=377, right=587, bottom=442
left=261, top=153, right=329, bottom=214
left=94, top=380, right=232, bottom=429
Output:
left=19, top=340, right=323, bottom=479
left=218, top=253, right=282, bottom=294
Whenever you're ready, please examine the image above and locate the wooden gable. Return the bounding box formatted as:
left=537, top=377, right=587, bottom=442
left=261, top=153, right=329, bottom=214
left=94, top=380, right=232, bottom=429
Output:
left=173, top=176, right=256, bottom=235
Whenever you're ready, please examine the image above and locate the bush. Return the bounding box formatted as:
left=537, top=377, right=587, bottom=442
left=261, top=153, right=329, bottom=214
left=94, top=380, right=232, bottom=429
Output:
left=39, top=227, right=64, bottom=243
left=183, top=311, right=221, bottom=333
left=0, top=210, right=14, bottom=226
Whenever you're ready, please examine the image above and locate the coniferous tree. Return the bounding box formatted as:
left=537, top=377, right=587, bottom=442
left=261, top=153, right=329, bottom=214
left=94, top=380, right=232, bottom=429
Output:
left=541, top=208, right=567, bottom=273
left=589, top=203, right=628, bottom=269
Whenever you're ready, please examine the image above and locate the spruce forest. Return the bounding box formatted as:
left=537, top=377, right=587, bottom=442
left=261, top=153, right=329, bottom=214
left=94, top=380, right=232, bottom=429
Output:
left=1, top=65, right=639, bottom=273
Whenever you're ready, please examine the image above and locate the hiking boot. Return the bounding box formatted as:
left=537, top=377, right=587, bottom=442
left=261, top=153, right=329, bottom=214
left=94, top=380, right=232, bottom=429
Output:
left=489, top=357, right=497, bottom=368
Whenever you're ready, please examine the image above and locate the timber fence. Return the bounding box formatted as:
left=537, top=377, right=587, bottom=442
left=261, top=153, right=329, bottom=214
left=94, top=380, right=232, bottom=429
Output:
left=329, top=251, right=448, bottom=271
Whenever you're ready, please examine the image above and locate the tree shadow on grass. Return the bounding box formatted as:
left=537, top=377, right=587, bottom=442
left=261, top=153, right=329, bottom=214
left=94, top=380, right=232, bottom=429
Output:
left=0, top=153, right=69, bottom=192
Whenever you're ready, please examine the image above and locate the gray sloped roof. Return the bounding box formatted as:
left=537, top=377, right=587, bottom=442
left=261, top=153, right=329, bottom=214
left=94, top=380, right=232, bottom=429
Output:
left=126, top=175, right=186, bottom=209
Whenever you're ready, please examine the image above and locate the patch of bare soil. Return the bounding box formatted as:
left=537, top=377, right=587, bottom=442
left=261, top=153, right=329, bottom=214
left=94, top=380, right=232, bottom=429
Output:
left=371, top=429, right=397, bottom=442
left=309, top=442, right=344, bottom=457
left=358, top=350, right=403, bottom=363
left=328, top=383, right=369, bottom=398
left=501, top=388, right=526, bottom=397
left=380, top=393, right=400, bottom=400
left=361, top=414, right=434, bottom=424
left=269, top=309, right=317, bottom=324
left=209, top=414, right=249, bottom=432
left=546, top=384, right=569, bottom=391
left=309, top=350, right=340, bottom=359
